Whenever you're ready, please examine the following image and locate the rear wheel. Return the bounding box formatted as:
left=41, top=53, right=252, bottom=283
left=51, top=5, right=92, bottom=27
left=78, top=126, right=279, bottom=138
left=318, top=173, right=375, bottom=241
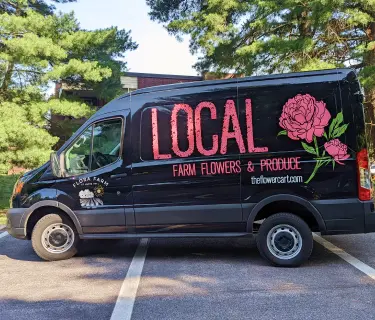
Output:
left=31, top=213, right=79, bottom=261
left=256, top=213, right=313, bottom=267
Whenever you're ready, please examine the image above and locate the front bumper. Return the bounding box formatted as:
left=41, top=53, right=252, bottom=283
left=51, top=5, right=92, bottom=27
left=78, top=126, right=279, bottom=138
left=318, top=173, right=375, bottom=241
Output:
left=6, top=208, right=27, bottom=240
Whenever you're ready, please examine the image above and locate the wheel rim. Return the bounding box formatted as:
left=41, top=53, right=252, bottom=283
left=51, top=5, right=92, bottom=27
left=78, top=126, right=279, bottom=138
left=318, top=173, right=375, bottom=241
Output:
left=41, top=223, right=75, bottom=254
left=266, top=224, right=302, bottom=260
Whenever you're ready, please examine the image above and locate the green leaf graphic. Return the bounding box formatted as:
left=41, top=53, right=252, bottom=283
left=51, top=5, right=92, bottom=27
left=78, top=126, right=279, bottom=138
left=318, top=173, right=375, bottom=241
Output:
left=332, top=123, right=348, bottom=138
left=301, top=142, right=316, bottom=155
left=335, top=112, right=343, bottom=126
left=328, top=117, right=336, bottom=138
left=277, top=130, right=287, bottom=136
left=328, top=112, right=344, bottom=139
left=323, top=132, right=328, bottom=140
left=332, top=159, right=335, bottom=170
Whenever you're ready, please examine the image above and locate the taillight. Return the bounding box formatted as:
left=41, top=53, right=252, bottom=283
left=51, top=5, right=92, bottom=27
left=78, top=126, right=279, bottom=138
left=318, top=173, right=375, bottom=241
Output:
left=357, top=148, right=372, bottom=201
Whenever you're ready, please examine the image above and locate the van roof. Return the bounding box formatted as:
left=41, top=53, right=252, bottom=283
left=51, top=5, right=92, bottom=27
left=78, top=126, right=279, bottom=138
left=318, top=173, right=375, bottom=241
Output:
left=119, top=68, right=355, bottom=99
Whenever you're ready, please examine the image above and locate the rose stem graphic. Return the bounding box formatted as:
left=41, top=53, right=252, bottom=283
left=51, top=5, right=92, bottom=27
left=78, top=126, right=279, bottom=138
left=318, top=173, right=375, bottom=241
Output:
left=305, top=137, right=320, bottom=184
left=304, top=137, right=330, bottom=184
left=314, top=137, right=319, bottom=157
left=305, top=161, right=324, bottom=184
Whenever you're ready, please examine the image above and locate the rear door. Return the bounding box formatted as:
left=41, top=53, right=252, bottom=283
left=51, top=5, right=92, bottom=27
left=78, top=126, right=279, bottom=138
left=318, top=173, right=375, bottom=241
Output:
left=237, top=74, right=358, bottom=213
left=131, top=85, right=243, bottom=233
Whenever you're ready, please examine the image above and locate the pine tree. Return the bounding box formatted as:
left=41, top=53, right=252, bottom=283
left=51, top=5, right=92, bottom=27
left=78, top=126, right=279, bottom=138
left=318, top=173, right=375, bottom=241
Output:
left=0, top=0, right=77, bottom=16
left=0, top=0, right=137, bottom=173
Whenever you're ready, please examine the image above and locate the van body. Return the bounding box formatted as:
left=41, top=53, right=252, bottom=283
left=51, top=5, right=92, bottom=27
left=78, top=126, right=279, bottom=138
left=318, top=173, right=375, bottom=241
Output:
left=6, top=68, right=375, bottom=266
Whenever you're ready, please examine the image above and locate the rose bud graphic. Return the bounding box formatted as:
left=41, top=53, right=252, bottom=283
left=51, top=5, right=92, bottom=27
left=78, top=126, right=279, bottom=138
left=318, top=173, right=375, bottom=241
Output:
left=324, top=139, right=350, bottom=165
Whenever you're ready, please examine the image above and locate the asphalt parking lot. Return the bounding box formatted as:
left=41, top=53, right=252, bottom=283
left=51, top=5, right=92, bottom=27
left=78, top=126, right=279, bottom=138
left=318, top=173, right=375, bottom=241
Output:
left=2, top=230, right=375, bottom=320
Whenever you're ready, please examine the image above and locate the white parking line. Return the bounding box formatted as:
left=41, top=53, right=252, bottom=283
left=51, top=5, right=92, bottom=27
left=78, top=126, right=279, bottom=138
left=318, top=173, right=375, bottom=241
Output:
left=110, top=238, right=149, bottom=320
left=0, top=231, right=8, bottom=240
left=313, top=233, right=375, bottom=281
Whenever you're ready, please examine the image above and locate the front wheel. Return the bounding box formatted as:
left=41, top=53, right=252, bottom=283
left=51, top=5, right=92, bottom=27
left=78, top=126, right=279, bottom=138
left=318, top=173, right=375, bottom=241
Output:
left=256, top=213, right=313, bottom=267
left=31, top=213, right=79, bottom=261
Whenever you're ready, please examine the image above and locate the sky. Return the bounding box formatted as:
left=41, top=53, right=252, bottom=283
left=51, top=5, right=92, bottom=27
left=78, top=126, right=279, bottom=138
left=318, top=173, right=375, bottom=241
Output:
left=54, top=0, right=198, bottom=76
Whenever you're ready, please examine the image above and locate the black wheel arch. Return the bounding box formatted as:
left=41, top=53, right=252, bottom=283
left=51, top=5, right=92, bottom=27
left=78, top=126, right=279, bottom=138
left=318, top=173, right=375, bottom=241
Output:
left=21, top=200, right=83, bottom=236
left=246, top=194, right=326, bottom=234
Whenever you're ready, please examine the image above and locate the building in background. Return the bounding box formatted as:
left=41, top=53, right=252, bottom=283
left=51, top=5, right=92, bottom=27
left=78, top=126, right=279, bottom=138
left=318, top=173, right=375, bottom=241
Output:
left=121, top=72, right=203, bottom=93
left=55, top=72, right=204, bottom=108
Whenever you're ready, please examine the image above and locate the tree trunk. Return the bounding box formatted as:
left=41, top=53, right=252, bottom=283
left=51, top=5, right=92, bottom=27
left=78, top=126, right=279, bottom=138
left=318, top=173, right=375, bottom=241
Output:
left=364, top=22, right=375, bottom=160
left=297, top=10, right=311, bottom=37
left=0, top=60, right=14, bottom=98
left=0, top=1, right=19, bottom=99
left=294, top=9, right=312, bottom=71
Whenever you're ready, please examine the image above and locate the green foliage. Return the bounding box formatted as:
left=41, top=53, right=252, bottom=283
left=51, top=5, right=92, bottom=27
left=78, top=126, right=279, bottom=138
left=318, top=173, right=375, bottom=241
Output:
left=0, top=99, right=92, bottom=171
left=0, top=1, right=77, bottom=16
left=146, top=0, right=375, bottom=79
left=0, top=0, right=137, bottom=173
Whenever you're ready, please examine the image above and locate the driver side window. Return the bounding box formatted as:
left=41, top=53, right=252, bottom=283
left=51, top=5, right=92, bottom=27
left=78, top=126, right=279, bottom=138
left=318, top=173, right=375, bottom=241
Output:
left=64, top=118, right=123, bottom=176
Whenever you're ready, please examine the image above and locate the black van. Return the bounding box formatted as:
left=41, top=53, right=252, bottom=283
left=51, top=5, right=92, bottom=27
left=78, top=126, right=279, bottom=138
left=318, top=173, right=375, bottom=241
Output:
left=6, top=68, right=375, bottom=266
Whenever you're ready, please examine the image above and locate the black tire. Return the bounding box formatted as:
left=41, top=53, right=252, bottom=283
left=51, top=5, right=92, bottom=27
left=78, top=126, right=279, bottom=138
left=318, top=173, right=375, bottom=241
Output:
left=31, top=213, right=79, bottom=261
left=256, top=213, right=313, bottom=267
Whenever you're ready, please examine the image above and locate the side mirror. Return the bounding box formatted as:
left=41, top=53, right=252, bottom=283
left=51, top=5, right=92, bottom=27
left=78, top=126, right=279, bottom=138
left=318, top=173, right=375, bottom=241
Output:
left=50, top=152, right=63, bottom=178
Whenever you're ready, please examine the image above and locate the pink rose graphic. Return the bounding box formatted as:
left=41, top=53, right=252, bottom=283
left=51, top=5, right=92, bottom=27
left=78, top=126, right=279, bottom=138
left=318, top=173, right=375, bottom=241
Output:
left=324, top=139, right=350, bottom=165
left=279, top=94, right=331, bottom=143
left=278, top=94, right=349, bottom=183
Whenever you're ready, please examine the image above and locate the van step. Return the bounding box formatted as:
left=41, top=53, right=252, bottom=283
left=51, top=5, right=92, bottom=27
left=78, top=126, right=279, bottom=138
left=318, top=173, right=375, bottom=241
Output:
left=80, top=232, right=251, bottom=240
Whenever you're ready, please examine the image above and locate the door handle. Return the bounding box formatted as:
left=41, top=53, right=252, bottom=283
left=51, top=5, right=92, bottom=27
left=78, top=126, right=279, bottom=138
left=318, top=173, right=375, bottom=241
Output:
left=110, top=173, right=128, bottom=179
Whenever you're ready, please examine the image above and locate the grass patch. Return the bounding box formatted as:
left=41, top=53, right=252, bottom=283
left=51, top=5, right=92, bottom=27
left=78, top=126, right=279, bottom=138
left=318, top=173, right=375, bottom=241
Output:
left=0, top=175, right=19, bottom=224
left=0, top=211, right=6, bottom=225
left=0, top=175, right=19, bottom=210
